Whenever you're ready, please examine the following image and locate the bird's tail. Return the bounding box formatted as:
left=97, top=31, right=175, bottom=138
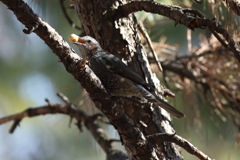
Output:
left=137, top=85, right=185, bottom=119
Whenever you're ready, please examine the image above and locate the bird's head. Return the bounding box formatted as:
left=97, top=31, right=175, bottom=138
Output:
left=69, top=34, right=102, bottom=57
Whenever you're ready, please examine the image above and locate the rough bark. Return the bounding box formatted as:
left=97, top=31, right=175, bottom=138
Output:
left=1, top=0, right=238, bottom=159
left=73, top=0, right=182, bottom=159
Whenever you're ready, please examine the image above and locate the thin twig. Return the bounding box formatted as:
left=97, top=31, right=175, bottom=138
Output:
left=105, top=1, right=240, bottom=63
left=147, top=133, right=213, bottom=160
left=59, top=0, right=81, bottom=30
left=138, top=21, right=163, bottom=72
left=0, top=97, right=128, bottom=159
left=57, top=92, right=70, bottom=104
left=9, top=119, right=21, bottom=133
left=208, top=26, right=229, bottom=50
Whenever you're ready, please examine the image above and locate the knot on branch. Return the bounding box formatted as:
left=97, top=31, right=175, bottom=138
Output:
left=23, top=23, right=39, bottom=34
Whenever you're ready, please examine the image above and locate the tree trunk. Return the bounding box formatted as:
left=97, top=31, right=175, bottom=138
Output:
left=73, top=0, right=182, bottom=159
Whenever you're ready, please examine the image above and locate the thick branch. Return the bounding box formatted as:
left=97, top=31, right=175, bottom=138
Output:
left=105, top=1, right=195, bottom=28
left=0, top=0, right=219, bottom=159
left=0, top=1, right=157, bottom=159
left=105, top=1, right=240, bottom=63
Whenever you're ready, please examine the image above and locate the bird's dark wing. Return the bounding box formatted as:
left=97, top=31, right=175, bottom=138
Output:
left=93, top=51, right=184, bottom=118
left=95, top=51, right=153, bottom=89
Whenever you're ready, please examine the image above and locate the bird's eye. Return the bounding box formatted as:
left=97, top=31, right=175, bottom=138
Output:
left=87, top=40, right=91, bottom=43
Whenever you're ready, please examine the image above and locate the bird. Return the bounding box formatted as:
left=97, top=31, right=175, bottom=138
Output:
left=69, top=34, right=184, bottom=118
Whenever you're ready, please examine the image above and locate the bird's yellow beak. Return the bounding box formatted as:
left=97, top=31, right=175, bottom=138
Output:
left=68, top=34, right=86, bottom=43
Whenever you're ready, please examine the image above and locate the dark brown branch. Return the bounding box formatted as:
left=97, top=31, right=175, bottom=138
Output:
left=105, top=1, right=240, bottom=63
left=9, top=119, right=22, bottom=133
left=208, top=26, right=228, bottom=49
left=161, top=62, right=198, bottom=82
left=0, top=0, right=83, bottom=71
left=0, top=99, right=128, bottom=160
left=0, top=104, right=86, bottom=132
left=0, top=1, right=156, bottom=159
left=197, top=19, right=240, bottom=63
left=0, top=99, right=213, bottom=160
left=0, top=0, right=220, bottom=159
left=105, top=1, right=196, bottom=28
left=147, top=133, right=212, bottom=160
left=171, top=135, right=212, bottom=160
left=225, top=0, right=240, bottom=15
left=156, top=37, right=240, bottom=129
left=0, top=0, right=110, bottom=104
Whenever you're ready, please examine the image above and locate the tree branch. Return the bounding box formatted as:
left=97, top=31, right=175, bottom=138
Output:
left=137, top=21, right=163, bottom=72
left=152, top=37, right=240, bottom=130
left=105, top=1, right=196, bottom=28
left=225, top=0, right=240, bottom=15
left=0, top=95, right=214, bottom=160
left=105, top=0, right=240, bottom=63
left=0, top=1, right=160, bottom=159
left=59, top=0, right=81, bottom=30
left=147, top=133, right=212, bottom=160
left=0, top=0, right=224, bottom=159
left=0, top=94, right=128, bottom=160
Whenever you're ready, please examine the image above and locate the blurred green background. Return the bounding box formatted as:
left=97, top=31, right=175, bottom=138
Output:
left=0, top=0, right=239, bottom=159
